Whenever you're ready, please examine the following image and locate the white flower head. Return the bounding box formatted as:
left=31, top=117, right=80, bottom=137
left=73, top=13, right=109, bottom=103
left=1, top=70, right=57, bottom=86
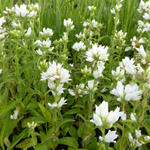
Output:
left=14, top=4, right=29, bottom=17
left=40, top=28, right=53, bottom=36
left=88, top=6, right=96, bottom=11
left=64, top=18, right=74, bottom=30
left=90, top=101, right=121, bottom=128
left=130, top=113, right=136, bottom=121
left=48, top=97, right=67, bottom=108
left=86, top=44, right=109, bottom=62
left=25, top=27, right=31, bottom=36
left=10, top=110, right=19, bottom=120
left=72, top=41, right=86, bottom=51
left=41, top=61, right=70, bottom=84
left=104, top=130, right=118, bottom=143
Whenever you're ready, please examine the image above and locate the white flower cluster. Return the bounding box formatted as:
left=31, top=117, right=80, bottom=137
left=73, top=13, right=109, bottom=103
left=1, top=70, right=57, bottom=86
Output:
left=129, top=130, right=150, bottom=148
left=40, top=28, right=53, bottom=37
left=41, top=61, right=70, bottom=108
left=137, top=0, right=150, bottom=33
left=48, top=97, right=67, bottom=108
left=4, top=3, right=39, bottom=18
left=114, top=30, right=127, bottom=45
left=113, top=57, right=144, bottom=76
left=126, top=37, right=146, bottom=58
left=111, top=0, right=124, bottom=15
left=111, top=81, right=143, bottom=102
left=10, top=110, right=19, bottom=120
left=35, top=37, right=54, bottom=54
left=72, top=41, right=86, bottom=51
left=86, top=44, right=109, bottom=62
left=0, top=16, right=7, bottom=41
left=90, top=101, right=122, bottom=128
left=64, top=18, right=74, bottom=30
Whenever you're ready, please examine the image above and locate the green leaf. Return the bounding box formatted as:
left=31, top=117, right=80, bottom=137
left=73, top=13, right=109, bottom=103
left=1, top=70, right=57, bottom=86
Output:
left=8, top=129, right=28, bottom=150
left=38, top=103, right=51, bottom=122
left=58, top=118, right=74, bottom=129
left=0, top=101, right=18, bottom=116
left=16, top=138, right=33, bottom=149
left=58, top=137, right=78, bottom=148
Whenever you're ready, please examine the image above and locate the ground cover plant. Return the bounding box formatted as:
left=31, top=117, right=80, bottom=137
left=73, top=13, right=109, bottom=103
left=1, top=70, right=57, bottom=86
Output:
left=0, top=0, right=150, bottom=149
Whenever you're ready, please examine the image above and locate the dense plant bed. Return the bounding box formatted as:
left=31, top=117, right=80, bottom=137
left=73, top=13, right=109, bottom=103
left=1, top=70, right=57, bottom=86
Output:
left=0, top=0, right=150, bottom=149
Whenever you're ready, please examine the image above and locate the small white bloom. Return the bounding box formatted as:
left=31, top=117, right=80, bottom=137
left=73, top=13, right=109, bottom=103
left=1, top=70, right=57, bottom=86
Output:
left=104, top=130, right=118, bottom=143
left=144, top=136, right=150, bottom=141
left=25, top=27, right=31, bottom=36
left=48, top=97, right=67, bottom=108
left=135, top=45, right=146, bottom=57
left=10, top=110, right=19, bottom=120
left=68, top=89, right=75, bottom=96
left=130, top=113, right=136, bottom=121
left=86, top=44, right=109, bottom=62
left=40, top=28, right=53, bottom=36
left=90, top=101, right=121, bottom=128
left=41, top=61, right=70, bottom=83
left=14, top=4, right=29, bottom=17
left=0, top=69, right=2, bottom=74
left=135, top=130, right=142, bottom=139
left=36, top=49, right=43, bottom=55
left=88, top=6, right=96, bottom=11
left=64, top=18, right=74, bottom=30
left=110, top=81, right=124, bottom=101
left=72, top=41, right=86, bottom=51
left=120, top=57, right=137, bottom=75
left=125, top=83, right=142, bottom=101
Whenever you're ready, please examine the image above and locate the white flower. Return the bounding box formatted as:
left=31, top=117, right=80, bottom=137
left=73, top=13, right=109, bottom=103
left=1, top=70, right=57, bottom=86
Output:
left=144, top=136, right=150, bottom=141
left=135, top=130, right=142, bottom=139
left=28, top=11, right=37, bottom=17
left=42, top=38, right=51, bottom=48
left=64, top=18, right=74, bottom=30
left=135, top=45, right=146, bottom=57
left=87, top=80, right=98, bottom=91
left=125, top=83, right=142, bottom=101
left=34, top=40, right=42, bottom=47
left=110, top=81, right=124, bottom=101
left=88, top=6, right=96, bottom=11
left=83, top=21, right=89, bottom=27
left=111, top=81, right=142, bottom=101
left=48, top=97, right=67, bottom=108
left=12, top=21, right=19, bottom=28
left=36, top=49, right=43, bottom=55
left=103, top=130, right=118, bottom=143
left=14, top=4, right=29, bottom=17
left=130, top=113, right=136, bottom=121
left=86, top=44, right=109, bottom=62
left=120, top=111, right=126, bottom=120
left=111, top=8, right=116, bottom=14
left=10, top=110, right=19, bottom=120
left=0, top=17, right=6, bottom=27
left=90, top=101, right=121, bottom=128
left=120, top=57, right=137, bottom=75
left=72, top=41, right=86, bottom=51
left=112, top=66, right=125, bottom=81
left=81, top=65, right=92, bottom=74
left=93, top=61, right=105, bottom=79
left=41, top=61, right=70, bottom=83
left=68, top=89, right=75, bottom=96
left=40, top=28, right=53, bottom=36
left=25, top=27, right=31, bottom=36
left=27, top=121, right=37, bottom=130
left=0, top=69, right=2, bottom=74
left=91, top=19, right=98, bottom=28
left=129, top=131, right=144, bottom=147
